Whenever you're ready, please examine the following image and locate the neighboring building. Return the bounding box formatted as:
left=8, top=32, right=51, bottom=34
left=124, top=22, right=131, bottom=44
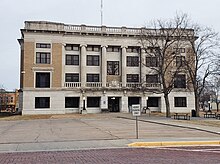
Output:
left=18, top=21, right=195, bottom=115
left=0, top=89, right=19, bottom=113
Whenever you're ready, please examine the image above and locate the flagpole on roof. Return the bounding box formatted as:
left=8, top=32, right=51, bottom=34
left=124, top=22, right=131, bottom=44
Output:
left=101, top=0, right=103, bottom=26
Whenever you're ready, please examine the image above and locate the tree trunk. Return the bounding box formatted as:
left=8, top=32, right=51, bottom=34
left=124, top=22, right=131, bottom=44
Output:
left=217, top=103, right=219, bottom=112
left=164, top=94, right=171, bottom=118
left=194, top=93, right=200, bottom=117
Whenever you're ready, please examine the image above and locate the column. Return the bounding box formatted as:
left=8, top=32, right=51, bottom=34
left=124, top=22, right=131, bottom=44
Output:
left=101, top=45, right=107, bottom=87
left=140, top=48, right=145, bottom=84
left=80, top=44, right=87, bottom=87
left=121, top=46, right=127, bottom=87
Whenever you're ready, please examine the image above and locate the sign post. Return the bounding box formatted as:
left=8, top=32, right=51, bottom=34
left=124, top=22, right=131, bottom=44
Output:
left=132, top=104, right=141, bottom=139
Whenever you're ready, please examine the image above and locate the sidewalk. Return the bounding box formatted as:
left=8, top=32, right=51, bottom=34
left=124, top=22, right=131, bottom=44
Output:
left=0, top=113, right=219, bottom=152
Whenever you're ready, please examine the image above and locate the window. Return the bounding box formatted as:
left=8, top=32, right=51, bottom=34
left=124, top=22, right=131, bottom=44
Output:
left=87, top=97, right=100, bottom=107
left=86, top=74, right=99, bottom=82
left=10, top=97, right=13, bottom=103
left=127, top=74, right=139, bottom=82
left=65, top=97, right=79, bottom=108
left=146, top=74, right=159, bottom=83
left=36, top=43, right=51, bottom=48
left=66, top=55, right=79, bottom=65
left=176, top=56, right=185, bottom=67
left=86, top=55, right=99, bottom=66
left=36, top=52, right=51, bottom=64
left=36, top=72, right=50, bottom=88
left=147, top=47, right=160, bottom=54
left=174, top=97, right=187, bottom=107
left=147, top=97, right=159, bottom=107
left=65, top=73, right=79, bottom=82
left=87, top=45, right=100, bottom=52
left=174, top=48, right=185, bottom=54
left=107, top=46, right=120, bottom=52
left=146, top=57, right=158, bottom=67
left=107, top=61, right=119, bottom=75
left=126, top=47, right=139, bottom=53
left=127, top=56, right=139, bottom=67
left=174, top=74, right=186, bottom=88
left=35, top=97, right=50, bottom=108
left=65, top=44, right=79, bottom=51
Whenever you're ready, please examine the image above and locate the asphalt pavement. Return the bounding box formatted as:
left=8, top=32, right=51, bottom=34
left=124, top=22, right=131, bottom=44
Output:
left=0, top=113, right=219, bottom=152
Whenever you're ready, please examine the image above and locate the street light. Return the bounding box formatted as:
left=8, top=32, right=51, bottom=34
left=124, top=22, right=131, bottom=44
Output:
left=83, top=96, right=86, bottom=110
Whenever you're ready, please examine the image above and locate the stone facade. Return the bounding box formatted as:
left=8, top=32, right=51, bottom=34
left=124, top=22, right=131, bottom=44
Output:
left=18, top=21, right=195, bottom=115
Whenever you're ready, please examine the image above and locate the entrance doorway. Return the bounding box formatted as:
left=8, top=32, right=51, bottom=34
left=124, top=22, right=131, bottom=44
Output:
left=108, top=97, right=120, bottom=112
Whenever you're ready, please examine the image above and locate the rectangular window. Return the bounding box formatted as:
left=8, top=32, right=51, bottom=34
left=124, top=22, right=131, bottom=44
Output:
left=36, top=72, right=50, bottom=88
left=107, top=46, right=120, bottom=52
left=147, top=47, right=160, bottom=54
left=146, top=57, right=158, bottom=67
left=65, top=44, right=79, bottom=51
left=66, top=55, right=79, bottom=65
left=174, top=97, right=187, bottom=107
left=86, top=74, right=100, bottom=82
left=107, top=61, right=119, bottom=75
left=65, top=73, right=79, bottom=82
left=87, top=97, right=100, bottom=107
left=36, top=43, right=51, bottom=49
left=86, top=45, right=100, bottom=52
left=127, top=74, right=139, bottom=82
left=65, top=97, right=79, bottom=108
left=126, top=47, right=139, bottom=53
left=146, top=74, right=159, bottom=83
left=86, top=55, right=99, bottom=66
left=176, top=56, right=185, bottom=67
left=174, top=48, right=185, bottom=54
left=147, top=97, right=159, bottom=107
left=127, top=56, right=139, bottom=67
left=36, top=52, right=51, bottom=64
left=174, top=74, right=186, bottom=88
left=35, top=97, right=50, bottom=108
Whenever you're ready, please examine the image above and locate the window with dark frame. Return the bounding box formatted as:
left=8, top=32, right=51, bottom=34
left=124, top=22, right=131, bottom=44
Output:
left=65, top=44, right=79, bottom=51
left=36, top=52, right=51, bottom=64
left=65, top=73, right=79, bottom=82
left=86, top=74, right=100, bottom=82
left=107, top=46, right=120, bottom=52
left=36, top=43, right=51, bottom=49
left=65, top=55, right=79, bottom=65
left=35, top=97, right=50, bottom=108
left=65, top=97, right=79, bottom=108
left=146, top=57, right=158, bottom=67
left=127, top=74, right=139, bottom=83
left=146, top=74, right=159, bottom=83
left=176, top=56, right=186, bottom=67
left=174, top=74, right=186, bottom=88
left=86, top=45, right=100, bottom=52
left=36, top=72, right=50, bottom=88
left=87, top=97, right=100, bottom=107
left=86, top=55, right=99, bottom=66
left=126, top=47, right=139, bottom=53
left=107, top=61, right=119, bottom=75
left=174, top=97, right=187, bottom=107
left=127, top=56, right=139, bottom=67
left=147, top=97, right=159, bottom=107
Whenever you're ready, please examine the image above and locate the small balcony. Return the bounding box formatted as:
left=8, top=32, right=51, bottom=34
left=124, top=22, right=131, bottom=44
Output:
left=64, top=82, right=160, bottom=89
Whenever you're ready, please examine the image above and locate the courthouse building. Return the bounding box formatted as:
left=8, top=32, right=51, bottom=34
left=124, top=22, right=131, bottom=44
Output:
left=18, top=21, right=195, bottom=115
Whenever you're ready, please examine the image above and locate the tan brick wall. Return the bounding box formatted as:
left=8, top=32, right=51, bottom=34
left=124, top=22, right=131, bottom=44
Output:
left=52, top=43, right=62, bottom=87
left=23, top=42, right=35, bottom=88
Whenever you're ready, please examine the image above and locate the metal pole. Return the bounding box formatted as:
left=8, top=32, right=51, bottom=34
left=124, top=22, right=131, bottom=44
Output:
left=136, top=116, right=138, bottom=139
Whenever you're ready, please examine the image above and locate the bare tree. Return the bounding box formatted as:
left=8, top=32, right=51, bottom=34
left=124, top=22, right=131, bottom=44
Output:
left=209, top=75, right=220, bottom=112
left=183, top=25, right=220, bottom=116
left=140, top=14, right=194, bottom=117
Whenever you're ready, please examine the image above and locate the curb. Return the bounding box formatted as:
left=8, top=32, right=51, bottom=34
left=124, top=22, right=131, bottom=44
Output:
left=128, top=141, right=220, bottom=147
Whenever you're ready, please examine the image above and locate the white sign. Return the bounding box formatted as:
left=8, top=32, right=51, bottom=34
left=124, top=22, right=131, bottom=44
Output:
left=132, top=104, right=141, bottom=116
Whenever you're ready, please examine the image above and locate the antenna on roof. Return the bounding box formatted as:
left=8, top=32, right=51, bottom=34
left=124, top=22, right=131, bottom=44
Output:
left=101, top=0, right=103, bottom=26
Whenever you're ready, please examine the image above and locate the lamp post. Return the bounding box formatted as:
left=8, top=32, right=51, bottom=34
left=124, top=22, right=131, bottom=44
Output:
left=83, top=96, right=86, bottom=110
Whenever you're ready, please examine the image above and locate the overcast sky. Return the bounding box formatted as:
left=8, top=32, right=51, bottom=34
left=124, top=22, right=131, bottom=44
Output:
left=0, top=0, right=220, bottom=90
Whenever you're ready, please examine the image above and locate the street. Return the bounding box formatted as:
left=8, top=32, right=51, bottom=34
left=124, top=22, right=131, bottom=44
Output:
left=0, top=146, right=220, bottom=164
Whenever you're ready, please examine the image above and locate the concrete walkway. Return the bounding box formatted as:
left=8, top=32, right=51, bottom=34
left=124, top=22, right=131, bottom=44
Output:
left=0, top=113, right=219, bottom=152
